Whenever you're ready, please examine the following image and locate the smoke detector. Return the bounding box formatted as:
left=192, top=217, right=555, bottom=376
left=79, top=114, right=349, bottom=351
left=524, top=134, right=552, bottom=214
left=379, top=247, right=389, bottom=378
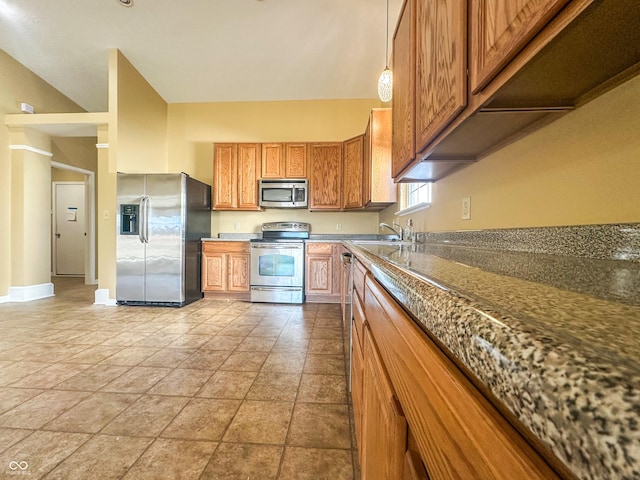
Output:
left=116, top=0, right=133, bottom=6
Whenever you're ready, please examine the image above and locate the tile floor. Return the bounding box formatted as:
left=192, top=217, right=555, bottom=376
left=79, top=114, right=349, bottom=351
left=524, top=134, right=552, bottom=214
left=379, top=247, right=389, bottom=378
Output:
left=0, top=278, right=360, bottom=479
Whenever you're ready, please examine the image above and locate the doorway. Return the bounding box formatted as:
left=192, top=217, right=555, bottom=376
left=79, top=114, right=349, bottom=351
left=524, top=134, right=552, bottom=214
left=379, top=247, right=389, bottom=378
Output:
left=53, top=182, right=86, bottom=276
left=51, top=161, right=96, bottom=285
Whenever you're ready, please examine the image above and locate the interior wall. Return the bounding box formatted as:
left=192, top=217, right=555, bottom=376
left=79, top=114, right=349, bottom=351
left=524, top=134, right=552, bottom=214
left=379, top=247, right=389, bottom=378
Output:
left=380, top=73, right=640, bottom=232
left=167, top=99, right=382, bottom=236
left=0, top=49, right=86, bottom=298
left=97, top=49, right=170, bottom=297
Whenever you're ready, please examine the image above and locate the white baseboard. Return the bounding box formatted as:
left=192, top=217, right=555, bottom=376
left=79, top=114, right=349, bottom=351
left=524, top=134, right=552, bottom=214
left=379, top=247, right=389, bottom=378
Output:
left=8, top=283, right=55, bottom=302
left=94, top=288, right=117, bottom=306
left=0, top=294, right=10, bottom=304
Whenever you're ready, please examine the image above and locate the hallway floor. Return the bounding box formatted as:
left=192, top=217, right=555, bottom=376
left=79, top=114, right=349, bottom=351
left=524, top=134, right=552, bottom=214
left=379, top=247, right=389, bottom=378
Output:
left=0, top=278, right=358, bottom=479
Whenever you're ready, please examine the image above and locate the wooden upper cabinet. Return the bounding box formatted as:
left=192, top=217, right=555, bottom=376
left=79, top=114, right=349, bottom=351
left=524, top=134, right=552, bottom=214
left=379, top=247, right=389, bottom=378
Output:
left=213, top=143, right=236, bottom=210
left=237, top=143, right=261, bottom=209
left=261, top=143, right=284, bottom=178
left=285, top=143, right=307, bottom=178
left=342, top=135, right=364, bottom=210
left=308, top=143, right=342, bottom=211
left=469, top=0, right=571, bottom=94
left=213, top=143, right=260, bottom=210
left=415, top=0, right=467, bottom=155
left=392, top=0, right=416, bottom=177
left=364, top=108, right=397, bottom=209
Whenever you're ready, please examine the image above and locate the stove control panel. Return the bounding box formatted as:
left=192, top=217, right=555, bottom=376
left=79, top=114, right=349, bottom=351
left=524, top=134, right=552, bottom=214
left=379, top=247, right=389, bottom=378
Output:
left=261, top=222, right=310, bottom=233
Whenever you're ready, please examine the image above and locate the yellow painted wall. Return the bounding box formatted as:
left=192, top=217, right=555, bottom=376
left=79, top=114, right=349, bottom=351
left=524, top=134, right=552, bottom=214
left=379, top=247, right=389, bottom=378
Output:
left=0, top=49, right=86, bottom=296
left=51, top=137, right=97, bottom=173
left=380, top=73, right=640, bottom=232
left=97, top=50, right=170, bottom=296
left=167, top=99, right=381, bottom=235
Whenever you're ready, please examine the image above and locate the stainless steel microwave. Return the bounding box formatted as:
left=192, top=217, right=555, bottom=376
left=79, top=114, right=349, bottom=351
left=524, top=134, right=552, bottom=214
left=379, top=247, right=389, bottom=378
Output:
left=259, top=179, right=308, bottom=208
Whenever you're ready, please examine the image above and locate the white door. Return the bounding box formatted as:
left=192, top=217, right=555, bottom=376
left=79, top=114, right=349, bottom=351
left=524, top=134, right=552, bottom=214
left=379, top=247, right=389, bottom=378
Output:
left=54, top=183, right=86, bottom=276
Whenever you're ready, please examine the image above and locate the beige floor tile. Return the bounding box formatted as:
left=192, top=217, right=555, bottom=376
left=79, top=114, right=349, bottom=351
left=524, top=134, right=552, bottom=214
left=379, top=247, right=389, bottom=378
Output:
left=162, top=398, right=240, bottom=441
left=219, top=351, right=269, bottom=372
left=236, top=336, right=278, bottom=352
left=261, top=352, right=307, bottom=373
left=314, top=317, right=344, bottom=328
left=249, top=324, right=285, bottom=337
left=0, top=390, right=91, bottom=429
left=43, top=392, right=139, bottom=433
left=98, top=346, right=160, bottom=366
left=132, top=332, right=182, bottom=348
left=196, top=370, right=257, bottom=399
left=101, top=366, right=170, bottom=394
left=0, top=362, right=50, bottom=386
left=147, top=368, right=212, bottom=396
left=9, top=363, right=92, bottom=389
left=140, top=348, right=197, bottom=367
left=0, top=427, right=32, bottom=454
left=201, top=335, right=244, bottom=350
left=100, top=331, right=153, bottom=346
left=218, top=324, right=255, bottom=337
left=303, top=354, right=347, bottom=375
left=246, top=372, right=301, bottom=402
left=53, top=364, right=130, bottom=391
left=297, top=374, right=347, bottom=404
left=308, top=337, right=346, bottom=355
left=166, top=334, right=212, bottom=349
left=223, top=400, right=294, bottom=444
left=0, top=430, right=91, bottom=478
left=102, top=395, right=189, bottom=437
left=122, top=438, right=217, bottom=480
left=179, top=349, right=232, bottom=370
left=287, top=403, right=351, bottom=449
left=200, top=442, right=283, bottom=480
left=64, top=345, right=125, bottom=364
left=278, top=446, right=354, bottom=480
left=44, top=434, right=152, bottom=480
left=311, top=327, right=343, bottom=339
left=0, top=387, right=45, bottom=415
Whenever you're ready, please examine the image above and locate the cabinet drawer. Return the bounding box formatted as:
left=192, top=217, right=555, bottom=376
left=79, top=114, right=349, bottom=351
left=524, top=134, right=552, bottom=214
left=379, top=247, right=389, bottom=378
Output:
left=352, top=290, right=366, bottom=351
left=306, top=242, right=335, bottom=255
left=351, top=322, right=364, bottom=462
left=353, top=259, right=366, bottom=299
left=203, top=241, right=249, bottom=254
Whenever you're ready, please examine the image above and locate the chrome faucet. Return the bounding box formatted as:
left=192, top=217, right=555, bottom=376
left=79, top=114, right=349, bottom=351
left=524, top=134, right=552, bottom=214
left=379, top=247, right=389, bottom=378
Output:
left=379, top=222, right=403, bottom=241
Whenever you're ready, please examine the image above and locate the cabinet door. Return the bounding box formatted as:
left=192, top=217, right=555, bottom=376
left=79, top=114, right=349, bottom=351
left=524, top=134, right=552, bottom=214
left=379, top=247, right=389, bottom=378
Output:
left=343, top=135, right=364, bottom=209
left=285, top=143, right=307, bottom=178
left=306, top=254, right=333, bottom=295
left=203, top=252, right=226, bottom=291
left=261, top=143, right=284, bottom=178
left=351, top=321, right=365, bottom=464
left=213, top=143, right=236, bottom=209
left=308, top=143, right=342, bottom=210
left=469, top=0, right=570, bottom=93
left=361, top=327, right=408, bottom=480
left=237, top=143, right=260, bottom=210
left=415, top=0, right=467, bottom=155
left=392, top=0, right=416, bottom=178
left=228, top=253, right=250, bottom=292
left=368, top=108, right=396, bottom=206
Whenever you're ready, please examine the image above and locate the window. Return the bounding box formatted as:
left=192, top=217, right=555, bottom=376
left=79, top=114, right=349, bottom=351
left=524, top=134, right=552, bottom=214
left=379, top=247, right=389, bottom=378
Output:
left=396, top=182, right=432, bottom=216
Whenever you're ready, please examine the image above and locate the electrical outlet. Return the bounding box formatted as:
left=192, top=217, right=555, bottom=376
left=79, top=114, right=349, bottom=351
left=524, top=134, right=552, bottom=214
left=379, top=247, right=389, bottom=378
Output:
left=336, top=224, right=342, bottom=231
left=103, top=210, right=109, bottom=220
left=234, top=222, right=240, bottom=231
left=462, top=197, right=471, bottom=220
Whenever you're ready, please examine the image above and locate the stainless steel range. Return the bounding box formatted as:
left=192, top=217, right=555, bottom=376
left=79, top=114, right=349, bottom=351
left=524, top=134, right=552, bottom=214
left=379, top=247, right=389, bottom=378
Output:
left=250, top=222, right=310, bottom=304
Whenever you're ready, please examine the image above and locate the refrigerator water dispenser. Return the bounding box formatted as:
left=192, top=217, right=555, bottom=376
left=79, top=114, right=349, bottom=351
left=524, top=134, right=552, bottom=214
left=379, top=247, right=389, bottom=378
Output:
left=120, top=204, right=139, bottom=235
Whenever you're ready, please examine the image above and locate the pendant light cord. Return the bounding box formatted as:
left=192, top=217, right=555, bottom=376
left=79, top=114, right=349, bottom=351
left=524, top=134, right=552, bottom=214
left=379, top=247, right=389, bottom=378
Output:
left=385, top=0, right=389, bottom=68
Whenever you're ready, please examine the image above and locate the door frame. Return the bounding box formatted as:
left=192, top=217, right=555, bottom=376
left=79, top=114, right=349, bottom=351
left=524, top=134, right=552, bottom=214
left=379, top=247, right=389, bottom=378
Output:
left=51, top=162, right=97, bottom=285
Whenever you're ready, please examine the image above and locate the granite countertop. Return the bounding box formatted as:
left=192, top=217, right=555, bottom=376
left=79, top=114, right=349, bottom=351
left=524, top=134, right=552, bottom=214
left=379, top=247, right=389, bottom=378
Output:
left=345, top=240, right=640, bottom=480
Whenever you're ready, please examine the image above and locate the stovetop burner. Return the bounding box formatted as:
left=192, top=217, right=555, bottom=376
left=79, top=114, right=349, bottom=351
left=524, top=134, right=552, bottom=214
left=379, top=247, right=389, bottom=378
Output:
left=256, top=221, right=310, bottom=240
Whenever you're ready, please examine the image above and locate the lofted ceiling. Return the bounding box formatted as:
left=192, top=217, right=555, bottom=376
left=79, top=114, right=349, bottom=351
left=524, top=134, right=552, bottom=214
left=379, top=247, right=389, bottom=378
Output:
left=0, top=0, right=404, bottom=113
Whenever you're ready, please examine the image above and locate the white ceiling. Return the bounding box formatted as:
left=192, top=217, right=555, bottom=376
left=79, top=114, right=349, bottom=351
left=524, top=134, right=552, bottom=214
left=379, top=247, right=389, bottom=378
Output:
left=0, top=0, right=404, bottom=113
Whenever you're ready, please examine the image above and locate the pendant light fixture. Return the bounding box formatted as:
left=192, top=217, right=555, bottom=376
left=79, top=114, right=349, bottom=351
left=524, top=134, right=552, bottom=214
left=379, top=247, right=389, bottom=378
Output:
left=377, top=0, right=393, bottom=102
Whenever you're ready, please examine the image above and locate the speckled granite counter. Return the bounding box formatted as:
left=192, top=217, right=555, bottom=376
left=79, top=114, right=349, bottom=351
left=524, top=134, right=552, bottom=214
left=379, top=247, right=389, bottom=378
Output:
left=345, top=239, right=640, bottom=480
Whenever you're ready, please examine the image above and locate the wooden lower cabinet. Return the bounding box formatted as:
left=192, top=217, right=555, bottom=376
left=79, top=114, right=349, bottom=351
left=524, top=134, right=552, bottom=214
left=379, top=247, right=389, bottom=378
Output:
left=202, top=241, right=250, bottom=300
left=351, top=258, right=563, bottom=480
left=305, top=242, right=342, bottom=303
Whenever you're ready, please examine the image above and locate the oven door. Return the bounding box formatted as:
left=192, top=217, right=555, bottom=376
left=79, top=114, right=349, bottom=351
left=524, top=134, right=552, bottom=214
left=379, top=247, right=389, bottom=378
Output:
left=250, top=242, right=304, bottom=287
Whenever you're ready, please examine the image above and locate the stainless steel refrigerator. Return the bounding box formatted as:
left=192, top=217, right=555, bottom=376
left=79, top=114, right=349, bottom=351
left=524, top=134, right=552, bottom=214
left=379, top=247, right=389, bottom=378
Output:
left=116, top=173, right=211, bottom=306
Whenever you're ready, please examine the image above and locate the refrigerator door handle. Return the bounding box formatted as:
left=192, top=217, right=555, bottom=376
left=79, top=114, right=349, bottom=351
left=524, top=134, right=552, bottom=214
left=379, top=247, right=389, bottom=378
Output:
left=139, top=196, right=150, bottom=243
